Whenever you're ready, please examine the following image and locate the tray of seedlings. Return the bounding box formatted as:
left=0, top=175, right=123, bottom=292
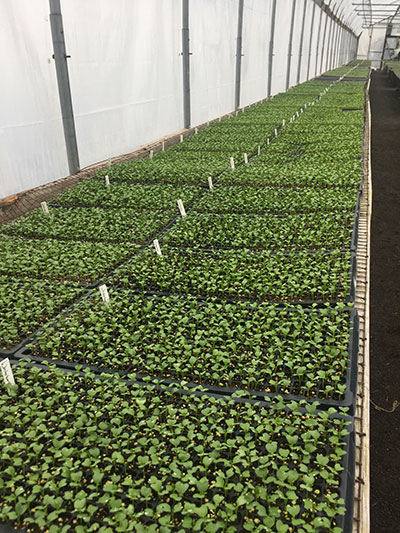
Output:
left=49, top=182, right=202, bottom=210
left=0, top=361, right=355, bottom=532
left=0, top=206, right=176, bottom=245
left=0, top=235, right=139, bottom=287
left=161, top=213, right=358, bottom=252
left=0, top=276, right=85, bottom=356
left=109, top=247, right=356, bottom=305
left=16, top=289, right=358, bottom=410
left=192, top=186, right=359, bottom=215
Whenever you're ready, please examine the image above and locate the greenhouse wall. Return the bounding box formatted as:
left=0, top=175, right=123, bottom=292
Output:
left=0, top=0, right=357, bottom=199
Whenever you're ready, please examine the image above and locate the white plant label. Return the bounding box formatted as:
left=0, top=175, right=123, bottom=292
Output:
left=162, top=141, right=165, bottom=152
left=296, top=111, right=299, bottom=118
left=258, top=145, right=262, bottom=153
left=0, top=359, right=15, bottom=386
left=195, top=127, right=198, bottom=134
left=266, top=139, right=269, bottom=146
left=208, top=176, right=214, bottom=190
left=99, top=284, right=110, bottom=306
left=177, top=199, right=187, bottom=217
left=230, top=157, right=235, bottom=170
left=274, top=128, right=278, bottom=136
left=244, top=153, right=248, bottom=164
left=282, top=119, right=285, bottom=127
left=41, top=201, right=49, bottom=215
left=153, top=239, right=162, bottom=256
left=105, top=175, right=110, bottom=188
left=149, top=150, right=154, bottom=159
left=218, top=117, right=221, bottom=122
left=180, top=134, right=183, bottom=143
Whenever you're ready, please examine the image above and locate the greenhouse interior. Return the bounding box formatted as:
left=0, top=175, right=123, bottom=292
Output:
left=1, top=0, right=400, bottom=532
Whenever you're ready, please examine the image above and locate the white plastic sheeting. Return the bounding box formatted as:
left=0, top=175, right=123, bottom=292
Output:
left=240, top=0, right=271, bottom=108
left=0, top=0, right=68, bottom=199
left=190, top=0, right=237, bottom=126
left=271, top=0, right=292, bottom=95
left=62, top=0, right=183, bottom=170
left=358, top=27, right=387, bottom=68
left=1, top=0, right=359, bottom=199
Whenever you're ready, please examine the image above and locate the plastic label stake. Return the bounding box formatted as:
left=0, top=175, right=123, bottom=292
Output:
left=195, top=127, right=198, bottom=134
left=218, top=117, right=221, bottom=122
left=0, top=358, right=15, bottom=386
left=41, top=201, right=49, bottom=215
left=274, top=128, right=278, bottom=136
left=105, top=175, right=110, bottom=188
left=266, top=139, right=269, bottom=146
left=258, top=145, right=262, bottom=153
left=162, top=141, right=165, bottom=152
left=153, top=239, right=162, bottom=256
left=230, top=157, right=235, bottom=170
left=208, top=176, right=214, bottom=190
left=99, top=284, right=110, bottom=306
left=180, top=134, right=184, bottom=143
left=244, top=153, right=248, bottom=164
left=149, top=150, right=154, bottom=159
left=177, top=199, right=187, bottom=218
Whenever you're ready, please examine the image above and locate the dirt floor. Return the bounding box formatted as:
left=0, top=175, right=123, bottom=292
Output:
left=369, top=70, right=400, bottom=531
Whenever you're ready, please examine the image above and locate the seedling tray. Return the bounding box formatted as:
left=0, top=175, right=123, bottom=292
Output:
left=109, top=247, right=357, bottom=305
left=0, top=279, right=87, bottom=356
left=15, top=295, right=359, bottom=412
left=0, top=360, right=356, bottom=532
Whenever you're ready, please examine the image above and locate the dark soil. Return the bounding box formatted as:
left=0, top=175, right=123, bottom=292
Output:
left=370, top=70, right=400, bottom=531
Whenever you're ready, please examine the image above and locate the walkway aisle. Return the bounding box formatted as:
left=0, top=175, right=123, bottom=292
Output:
left=370, top=70, right=400, bottom=531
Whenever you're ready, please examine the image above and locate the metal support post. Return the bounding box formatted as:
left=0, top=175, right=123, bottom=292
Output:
left=315, top=4, right=324, bottom=76
left=235, top=0, right=244, bottom=110
left=267, top=0, right=277, bottom=96
left=286, top=0, right=297, bottom=91
left=306, top=1, right=316, bottom=80
left=325, top=16, right=334, bottom=73
left=333, top=17, right=341, bottom=68
left=182, top=0, right=191, bottom=129
left=296, top=0, right=308, bottom=85
left=337, top=24, right=343, bottom=66
left=337, top=26, right=344, bottom=67
left=319, top=8, right=329, bottom=74
left=330, top=19, right=339, bottom=70
left=49, top=0, right=80, bottom=175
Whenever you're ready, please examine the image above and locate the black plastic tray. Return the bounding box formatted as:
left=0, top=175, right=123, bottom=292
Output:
left=108, top=249, right=357, bottom=306
left=15, top=307, right=359, bottom=413
left=1, top=357, right=356, bottom=533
